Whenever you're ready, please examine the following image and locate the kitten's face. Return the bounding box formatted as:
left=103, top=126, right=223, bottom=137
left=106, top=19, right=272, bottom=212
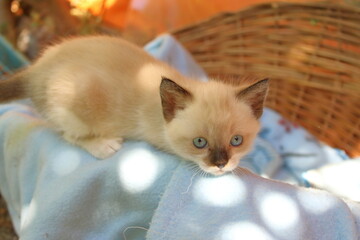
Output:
left=166, top=98, right=260, bottom=175
left=160, top=77, right=268, bottom=176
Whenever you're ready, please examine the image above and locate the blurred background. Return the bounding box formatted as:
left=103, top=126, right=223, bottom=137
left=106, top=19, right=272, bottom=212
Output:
left=0, top=0, right=358, bottom=60
left=0, top=0, right=360, bottom=239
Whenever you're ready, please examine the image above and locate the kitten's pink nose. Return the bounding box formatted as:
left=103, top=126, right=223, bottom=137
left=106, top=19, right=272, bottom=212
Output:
left=217, top=164, right=226, bottom=169
left=215, top=160, right=228, bottom=169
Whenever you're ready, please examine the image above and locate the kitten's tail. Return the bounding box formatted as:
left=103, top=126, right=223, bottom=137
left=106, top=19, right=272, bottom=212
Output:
left=0, top=71, right=29, bottom=102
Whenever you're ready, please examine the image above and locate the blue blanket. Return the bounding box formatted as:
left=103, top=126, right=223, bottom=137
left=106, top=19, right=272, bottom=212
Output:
left=0, top=35, right=359, bottom=240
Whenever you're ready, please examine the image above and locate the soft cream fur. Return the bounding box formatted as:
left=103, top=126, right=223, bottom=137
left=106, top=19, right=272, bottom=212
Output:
left=0, top=36, right=268, bottom=175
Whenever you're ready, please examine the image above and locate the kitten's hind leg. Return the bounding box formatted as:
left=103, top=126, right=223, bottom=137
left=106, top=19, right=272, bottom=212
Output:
left=64, top=134, right=124, bottom=159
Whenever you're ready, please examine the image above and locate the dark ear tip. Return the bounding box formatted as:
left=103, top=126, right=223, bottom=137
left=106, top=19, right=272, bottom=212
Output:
left=252, top=78, right=270, bottom=91
left=160, top=76, right=175, bottom=87
left=259, top=78, right=270, bottom=85
left=161, top=76, right=172, bottom=82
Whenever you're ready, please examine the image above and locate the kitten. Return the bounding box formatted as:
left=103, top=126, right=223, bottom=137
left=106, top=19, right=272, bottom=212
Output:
left=0, top=36, right=268, bottom=175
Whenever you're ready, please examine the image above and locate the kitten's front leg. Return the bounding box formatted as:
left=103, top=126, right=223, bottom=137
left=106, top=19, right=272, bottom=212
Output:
left=48, top=108, right=124, bottom=159
left=64, top=135, right=123, bottom=159
left=83, top=137, right=123, bottom=159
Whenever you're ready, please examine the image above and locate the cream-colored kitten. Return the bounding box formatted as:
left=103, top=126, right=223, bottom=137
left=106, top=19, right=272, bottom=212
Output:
left=0, top=36, right=268, bottom=175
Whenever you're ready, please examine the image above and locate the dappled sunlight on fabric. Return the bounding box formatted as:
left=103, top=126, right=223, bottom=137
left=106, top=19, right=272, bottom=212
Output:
left=52, top=150, right=81, bottom=176
left=193, top=174, right=246, bottom=207
left=21, top=201, right=37, bottom=230
left=118, top=148, right=160, bottom=193
left=304, top=162, right=360, bottom=202
left=219, top=221, right=274, bottom=240
left=297, top=190, right=339, bottom=215
left=259, top=192, right=300, bottom=233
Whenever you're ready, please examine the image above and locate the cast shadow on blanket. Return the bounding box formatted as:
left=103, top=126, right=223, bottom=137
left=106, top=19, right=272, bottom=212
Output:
left=0, top=34, right=359, bottom=240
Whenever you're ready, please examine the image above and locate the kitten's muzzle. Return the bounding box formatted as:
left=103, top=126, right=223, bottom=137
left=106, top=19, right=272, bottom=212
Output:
left=209, top=147, right=229, bottom=169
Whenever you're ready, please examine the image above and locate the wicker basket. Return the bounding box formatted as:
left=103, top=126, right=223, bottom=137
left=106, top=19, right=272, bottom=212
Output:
left=173, top=1, right=360, bottom=157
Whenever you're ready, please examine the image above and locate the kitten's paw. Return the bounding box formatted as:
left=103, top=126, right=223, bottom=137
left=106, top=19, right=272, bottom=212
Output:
left=81, top=137, right=123, bottom=159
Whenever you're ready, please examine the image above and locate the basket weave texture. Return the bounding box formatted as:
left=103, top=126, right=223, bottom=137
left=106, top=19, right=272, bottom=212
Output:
left=173, top=1, right=360, bottom=157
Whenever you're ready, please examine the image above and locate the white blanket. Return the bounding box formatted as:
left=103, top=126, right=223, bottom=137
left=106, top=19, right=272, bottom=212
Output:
left=147, top=165, right=360, bottom=240
left=0, top=104, right=179, bottom=240
left=0, top=34, right=359, bottom=240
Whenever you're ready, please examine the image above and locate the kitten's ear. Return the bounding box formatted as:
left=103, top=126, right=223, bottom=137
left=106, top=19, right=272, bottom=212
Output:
left=236, top=78, right=269, bottom=119
left=160, top=77, right=192, bottom=122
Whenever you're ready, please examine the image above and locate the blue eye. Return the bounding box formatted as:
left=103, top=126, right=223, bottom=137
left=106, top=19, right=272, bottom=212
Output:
left=193, top=137, right=208, bottom=149
left=230, top=135, right=243, bottom=146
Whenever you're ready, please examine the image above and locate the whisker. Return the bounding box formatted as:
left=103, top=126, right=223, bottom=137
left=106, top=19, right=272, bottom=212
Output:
left=236, top=167, right=250, bottom=176
left=189, top=164, right=200, bottom=171
left=232, top=167, right=243, bottom=176
left=183, top=161, right=199, bottom=171
left=200, top=170, right=209, bottom=178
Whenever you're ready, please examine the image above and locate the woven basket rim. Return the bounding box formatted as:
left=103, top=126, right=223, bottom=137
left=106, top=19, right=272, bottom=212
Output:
left=173, top=1, right=360, bottom=35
